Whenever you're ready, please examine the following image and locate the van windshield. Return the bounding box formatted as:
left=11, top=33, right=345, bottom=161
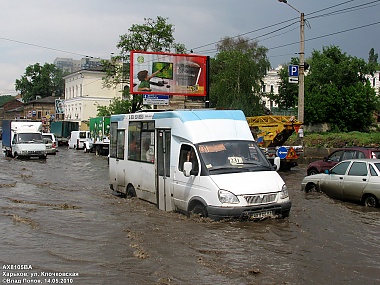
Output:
left=18, top=133, right=43, bottom=143
left=197, top=140, right=273, bottom=173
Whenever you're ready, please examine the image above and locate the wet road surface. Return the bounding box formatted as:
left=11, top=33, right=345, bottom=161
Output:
left=1, top=146, right=379, bottom=285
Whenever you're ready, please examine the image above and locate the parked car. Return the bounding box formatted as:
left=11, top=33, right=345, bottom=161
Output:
left=301, top=158, right=380, bottom=207
left=306, top=147, right=380, bottom=175
left=42, top=138, right=55, bottom=155
left=42, top=133, right=57, bottom=154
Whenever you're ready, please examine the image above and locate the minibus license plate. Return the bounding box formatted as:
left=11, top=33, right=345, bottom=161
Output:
left=250, top=211, right=274, bottom=219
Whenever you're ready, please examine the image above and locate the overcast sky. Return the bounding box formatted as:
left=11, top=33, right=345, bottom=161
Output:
left=0, top=0, right=379, bottom=95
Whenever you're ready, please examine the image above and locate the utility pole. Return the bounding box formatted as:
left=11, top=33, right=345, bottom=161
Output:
left=299, top=12, right=305, bottom=123
left=278, top=0, right=305, bottom=123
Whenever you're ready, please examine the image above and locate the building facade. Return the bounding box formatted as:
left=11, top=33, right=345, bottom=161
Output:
left=261, top=66, right=281, bottom=111
left=63, top=68, right=121, bottom=128
left=367, top=70, right=380, bottom=96
left=54, top=57, right=103, bottom=74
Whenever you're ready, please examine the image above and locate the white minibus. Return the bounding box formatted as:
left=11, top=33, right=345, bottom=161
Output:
left=109, top=110, right=291, bottom=221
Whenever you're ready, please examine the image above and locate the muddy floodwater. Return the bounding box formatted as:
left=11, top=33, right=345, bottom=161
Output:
left=1, top=146, right=379, bottom=285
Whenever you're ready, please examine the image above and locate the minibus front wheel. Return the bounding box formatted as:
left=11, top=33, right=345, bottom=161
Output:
left=189, top=203, right=208, bottom=218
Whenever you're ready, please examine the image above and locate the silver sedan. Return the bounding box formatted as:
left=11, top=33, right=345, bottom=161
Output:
left=301, top=158, right=380, bottom=207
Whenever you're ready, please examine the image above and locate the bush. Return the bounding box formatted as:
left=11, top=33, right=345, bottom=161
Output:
left=285, top=131, right=380, bottom=148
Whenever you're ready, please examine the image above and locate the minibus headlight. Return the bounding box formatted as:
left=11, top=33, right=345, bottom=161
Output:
left=280, top=184, right=289, bottom=199
left=218, top=190, right=239, bottom=204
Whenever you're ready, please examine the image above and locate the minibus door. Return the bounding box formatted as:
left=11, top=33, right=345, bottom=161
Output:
left=156, top=129, right=173, bottom=211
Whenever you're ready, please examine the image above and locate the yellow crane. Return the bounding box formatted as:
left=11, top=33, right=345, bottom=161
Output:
left=246, top=115, right=303, bottom=170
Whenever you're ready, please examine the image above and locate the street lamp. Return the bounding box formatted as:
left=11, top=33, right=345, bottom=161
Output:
left=278, top=0, right=305, bottom=123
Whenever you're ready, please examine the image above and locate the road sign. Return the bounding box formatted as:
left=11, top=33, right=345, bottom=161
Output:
left=289, top=77, right=299, bottom=84
left=143, top=94, right=169, bottom=105
left=288, top=65, right=299, bottom=77
left=276, top=146, right=288, bottom=159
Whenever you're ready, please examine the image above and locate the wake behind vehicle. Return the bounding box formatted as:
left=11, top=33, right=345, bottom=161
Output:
left=109, top=109, right=291, bottom=221
left=302, top=158, right=380, bottom=207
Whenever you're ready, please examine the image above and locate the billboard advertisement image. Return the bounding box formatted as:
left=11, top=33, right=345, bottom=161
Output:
left=55, top=99, right=65, bottom=114
left=130, top=51, right=208, bottom=96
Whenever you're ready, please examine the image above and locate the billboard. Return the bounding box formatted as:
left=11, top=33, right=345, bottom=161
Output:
left=55, top=99, right=65, bottom=114
left=130, top=51, right=208, bottom=96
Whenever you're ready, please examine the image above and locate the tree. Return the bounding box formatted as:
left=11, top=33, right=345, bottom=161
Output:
left=0, top=95, right=15, bottom=106
left=102, top=16, right=186, bottom=114
left=96, top=97, right=131, bottom=117
left=368, top=48, right=379, bottom=70
left=268, top=57, right=299, bottom=111
left=15, top=63, right=64, bottom=103
left=96, top=85, right=151, bottom=116
left=209, top=36, right=270, bottom=116
left=304, top=45, right=378, bottom=131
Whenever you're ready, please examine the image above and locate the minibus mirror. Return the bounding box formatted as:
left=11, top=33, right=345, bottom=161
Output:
left=183, top=161, right=193, bottom=177
left=273, top=157, right=281, bottom=172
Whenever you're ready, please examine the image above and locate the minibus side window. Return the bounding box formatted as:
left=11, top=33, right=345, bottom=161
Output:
left=128, top=122, right=141, bottom=161
left=109, top=122, right=117, bottom=158
left=141, top=132, right=154, bottom=163
left=179, top=144, right=199, bottom=175
left=116, top=130, right=125, bottom=160
left=128, top=121, right=155, bottom=162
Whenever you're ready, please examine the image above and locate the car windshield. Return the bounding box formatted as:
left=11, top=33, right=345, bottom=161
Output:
left=197, top=140, right=273, bottom=174
left=18, top=133, right=43, bottom=143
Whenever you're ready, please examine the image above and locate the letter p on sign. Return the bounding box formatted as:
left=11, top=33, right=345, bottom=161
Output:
left=288, top=65, right=299, bottom=77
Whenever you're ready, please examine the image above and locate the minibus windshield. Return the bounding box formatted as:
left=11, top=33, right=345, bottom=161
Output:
left=197, top=140, right=273, bottom=173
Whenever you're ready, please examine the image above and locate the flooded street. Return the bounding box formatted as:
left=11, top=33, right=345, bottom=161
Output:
left=1, top=146, right=379, bottom=285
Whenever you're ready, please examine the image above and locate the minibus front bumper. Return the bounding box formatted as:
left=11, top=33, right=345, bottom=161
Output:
left=207, top=201, right=292, bottom=221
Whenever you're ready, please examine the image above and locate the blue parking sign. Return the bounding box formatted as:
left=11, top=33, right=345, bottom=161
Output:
left=288, top=65, right=299, bottom=77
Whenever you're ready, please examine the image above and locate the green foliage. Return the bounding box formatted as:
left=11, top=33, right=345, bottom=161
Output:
left=209, top=36, right=270, bottom=116
left=304, top=45, right=379, bottom=131
left=96, top=97, right=131, bottom=116
left=287, top=131, right=380, bottom=148
left=117, top=16, right=184, bottom=54
left=368, top=48, right=379, bottom=70
left=15, top=63, right=64, bottom=103
left=102, top=16, right=186, bottom=114
left=0, top=95, right=15, bottom=106
left=268, top=57, right=299, bottom=110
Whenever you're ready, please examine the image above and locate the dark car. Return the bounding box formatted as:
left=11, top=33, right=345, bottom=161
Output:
left=306, top=147, right=380, bottom=175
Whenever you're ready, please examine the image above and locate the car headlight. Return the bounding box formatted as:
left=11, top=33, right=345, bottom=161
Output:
left=280, top=184, right=289, bottom=199
left=218, top=190, right=239, bottom=204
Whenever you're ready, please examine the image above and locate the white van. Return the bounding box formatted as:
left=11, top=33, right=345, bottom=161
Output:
left=68, top=131, right=90, bottom=149
left=109, top=110, right=291, bottom=221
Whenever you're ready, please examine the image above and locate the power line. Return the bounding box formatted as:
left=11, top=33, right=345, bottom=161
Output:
left=269, top=20, right=380, bottom=51
left=0, top=37, right=88, bottom=57
left=307, top=0, right=380, bottom=20
left=191, top=0, right=380, bottom=57
left=1, top=1, right=378, bottom=64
